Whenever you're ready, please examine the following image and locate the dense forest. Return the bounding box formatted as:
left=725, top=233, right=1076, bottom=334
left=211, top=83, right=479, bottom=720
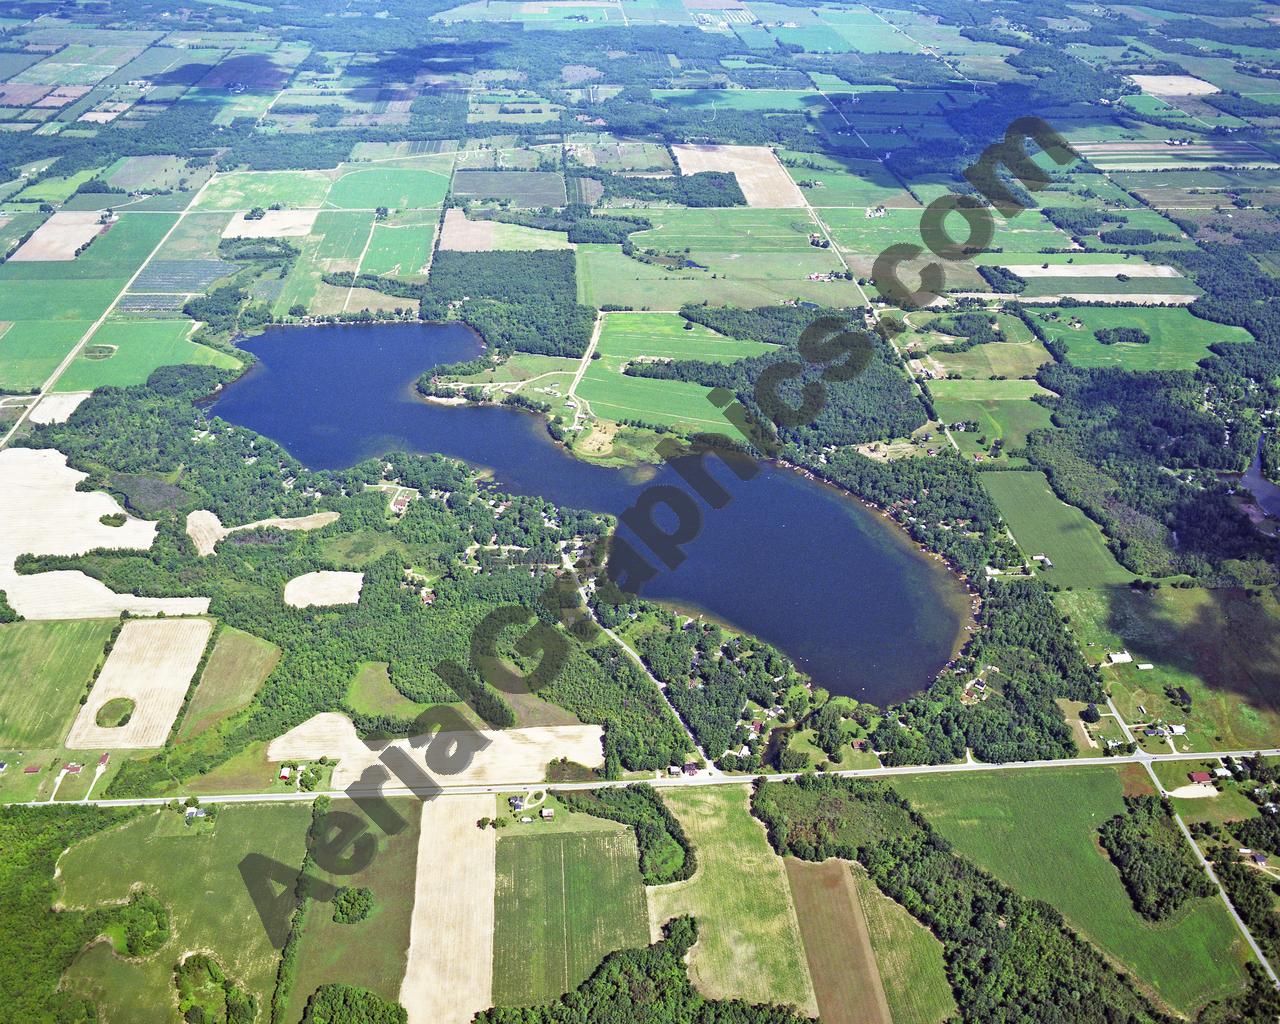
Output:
left=1098, top=796, right=1215, bottom=920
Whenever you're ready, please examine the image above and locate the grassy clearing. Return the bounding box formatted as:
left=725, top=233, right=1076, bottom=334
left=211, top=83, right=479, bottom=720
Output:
left=285, top=797, right=421, bottom=1021
left=54, top=319, right=238, bottom=392
left=1056, top=585, right=1280, bottom=752
left=895, top=767, right=1250, bottom=1016
left=853, top=865, right=955, bottom=1024
left=647, top=785, right=815, bottom=1014
left=931, top=394, right=1052, bottom=459
left=345, top=661, right=434, bottom=720
left=60, top=803, right=311, bottom=1017
left=0, top=619, right=113, bottom=747
left=177, top=627, right=279, bottom=742
left=492, top=829, right=650, bottom=1006
left=1029, top=307, right=1251, bottom=372
left=982, top=470, right=1137, bottom=588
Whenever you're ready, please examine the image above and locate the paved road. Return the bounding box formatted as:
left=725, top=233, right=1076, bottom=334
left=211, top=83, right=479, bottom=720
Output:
left=21, top=745, right=1280, bottom=809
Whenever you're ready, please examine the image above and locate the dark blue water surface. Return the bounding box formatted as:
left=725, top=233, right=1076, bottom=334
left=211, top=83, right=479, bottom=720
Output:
left=214, top=322, right=968, bottom=702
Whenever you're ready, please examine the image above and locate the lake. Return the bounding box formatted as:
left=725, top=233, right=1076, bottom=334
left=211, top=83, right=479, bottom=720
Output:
left=214, top=321, right=970, bottom=704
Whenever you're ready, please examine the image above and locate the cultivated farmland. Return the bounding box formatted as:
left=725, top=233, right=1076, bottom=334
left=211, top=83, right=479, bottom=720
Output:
left=492, top=829, right=649, bottom=1005
left=66, top=617, right=213, bottom=749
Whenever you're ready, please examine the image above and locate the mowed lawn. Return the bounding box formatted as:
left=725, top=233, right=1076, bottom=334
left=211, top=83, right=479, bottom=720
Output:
left=648, top=786, right=816, bottom=1015
left=895, top=768, right=1252, bottom=1016
left=60, top=803, right=311, bottom=1019
left=54, top=319, right=239, bottom=392
left=177, top=627, right=280, bottom=742
left=284, top=797, right=421, bottom=1022
left=1029, top=307, right=1251, bottom=372
left=0, top=619, right=113, bottom=747
left=492, top=829, right=649, bottom=1006
left=982, top=470, right=1136, bottom=587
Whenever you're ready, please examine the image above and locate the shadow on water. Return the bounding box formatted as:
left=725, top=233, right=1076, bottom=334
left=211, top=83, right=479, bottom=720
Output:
left=213, top=321, right=971, bottom=703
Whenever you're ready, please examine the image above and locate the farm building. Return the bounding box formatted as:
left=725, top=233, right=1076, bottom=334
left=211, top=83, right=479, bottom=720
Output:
left=1188, top=771, right=1213, bottom=784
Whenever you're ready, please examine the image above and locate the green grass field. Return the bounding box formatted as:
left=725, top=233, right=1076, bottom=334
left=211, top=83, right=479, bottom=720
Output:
left=895, top=767, right=1251, bottom=1016
left=648, top=785, right=815, bottom=1013
left=1056, top=585, right=1280, bottom=753
left=312, top=210, right=374, bottom=262
left=0, top=619, right=113, bottom=746
left=932, top=393, right=1053, bottom=459
left=982, top=470, right=1137, bottom=587
left=492, top=829, right=650, bottom=1006
left=575, top=243, right=863, bottom=309
left=326, top=167, right=449, bottom=210
left=0, top=320, right=92, bottom=391
left=928, top=378, right=1049, bottom=402
left=195, top=170, right=334, bottom=210
left=53, top=319, right=239, bottom=392
left=576, top=312, right=776, bottom=431
left=285, top=798, right=421, bottom=1021
left=854, top=866, right=955, bottom=1024
left=345, top=661, right=435, bottom=720
left=1030, top=307, right=1252, bottom=371
left=60, top=803, right=311, bottom=1018
left=359, top=222, right=435, bottom=278
left=178, top=627, right=280, bottom=742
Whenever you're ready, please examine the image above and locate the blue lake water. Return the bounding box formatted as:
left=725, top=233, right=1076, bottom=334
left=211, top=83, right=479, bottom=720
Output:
left=214, top=321, right=969, bottom=703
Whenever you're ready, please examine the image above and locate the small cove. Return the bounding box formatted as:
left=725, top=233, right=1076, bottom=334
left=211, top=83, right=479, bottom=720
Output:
left=213, top=321, right=971, bottom=703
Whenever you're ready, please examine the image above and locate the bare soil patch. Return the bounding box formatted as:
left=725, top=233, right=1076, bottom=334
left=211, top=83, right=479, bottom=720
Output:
left=10, top=211, right=104, bottom=262
left=786, top=858, right=890, bottom=1024
left=400, top=795, right=496, bottom=1024
left=1130, top=74, right=1218, bottom=97
left=283, top=570, right=364, bottom=607
left=671, top=144, right=804, bottom=208
left=0, top=448, right=209, bottom=619
left=221, top=209, right=319, bottom=239
left=267, top=712, right=604, bottom=789
left=186, top=509, right=339, bottom=557
left=66, top=617, right=213, bottom=749
left=438, top=207, right=496, bottom=251
left=1011, top=263, right=1180, bottom=278
left=28, top=391, right=91, bottom=424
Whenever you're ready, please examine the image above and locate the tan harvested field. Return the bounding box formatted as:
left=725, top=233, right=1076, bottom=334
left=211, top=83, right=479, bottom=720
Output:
left=283, top=569, right=364, bottom=607
left=438, top=207, right=496, bottom=250
left=65, top=617, right=214, bottom=749
left=400, top=794, right=496, bottom=1024
left=186, top=509, right=339, bottom=556
left=28, top=391, right=91, bottom=424
left=9, top=211, right=104, bottom=262
left=1129, top=74, right=1218, bottom=97
left=1010, top=263, right=1180, bottom=278
left=0, top=448, right=210, bottom=619
left=786, top=858, right=890, bottom=1024
left=221, top=208, right=319, bottom=238
left=267, top=711, right=604, bottom=788
left=671, top=144, right=804, bottom=208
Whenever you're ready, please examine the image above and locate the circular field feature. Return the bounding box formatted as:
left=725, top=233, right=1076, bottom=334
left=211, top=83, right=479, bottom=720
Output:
left=95, top=696, right=135, bottom=728
left=84, top=344, right=118, bottom=360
